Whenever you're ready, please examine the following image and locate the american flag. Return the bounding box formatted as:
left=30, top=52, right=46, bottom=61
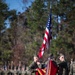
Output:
left=38, top=12, right=52, bottom=58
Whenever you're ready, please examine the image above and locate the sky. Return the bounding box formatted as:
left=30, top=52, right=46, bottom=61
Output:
left=5, top=0, right=34, bottom=28
left=5, top=0, right=34, bottom=13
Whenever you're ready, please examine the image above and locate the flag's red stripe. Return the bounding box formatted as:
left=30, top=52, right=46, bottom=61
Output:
left=45, top=29, right=49, bottom=35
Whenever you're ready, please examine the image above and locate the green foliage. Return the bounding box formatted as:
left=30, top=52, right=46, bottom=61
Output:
left=50, top=0, right=75, bottom=58
left=25, top=0, right=48, bottom=33
left=0, top=0, right=75, bottom=64
left=0, top=0, right=13, bottom=64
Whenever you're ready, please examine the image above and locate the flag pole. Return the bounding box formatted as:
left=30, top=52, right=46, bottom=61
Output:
left=47, top=1, right=52, bottom=55
left=46, top=3, right=52, bottom=75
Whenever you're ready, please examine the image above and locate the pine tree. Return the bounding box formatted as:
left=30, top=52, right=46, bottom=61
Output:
left=50, top=0, right=75, bottom=59
left=0, top=0, right=12, bottom=64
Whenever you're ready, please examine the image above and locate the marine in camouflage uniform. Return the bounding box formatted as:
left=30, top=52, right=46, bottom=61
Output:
left=28, top=55, right=42, bottom=75
left=58, top=54, right=69, bottom=75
